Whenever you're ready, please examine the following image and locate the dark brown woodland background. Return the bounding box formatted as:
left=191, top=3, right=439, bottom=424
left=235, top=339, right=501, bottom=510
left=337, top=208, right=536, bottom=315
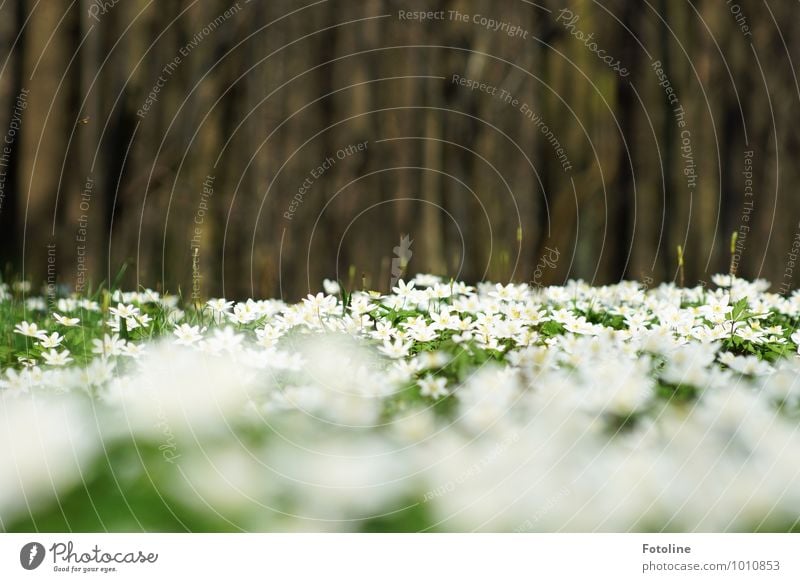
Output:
left=1, top=0, right=798, bottom=300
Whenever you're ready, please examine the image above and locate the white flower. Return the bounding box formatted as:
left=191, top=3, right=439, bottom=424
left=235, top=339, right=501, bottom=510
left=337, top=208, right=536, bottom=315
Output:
left=413, top=351, right=450, bottom=370
left=121, top=342, right=146, bottom=360
left=14, top=321, right=46, bottom=339
left=207, top=298, right=234, bottom=313
left=17, top=357, right=37, bottom=368
left=38, top=332, right=65, bottom=349
left=139, top=289, right=161, bottom=303
left=126, top=313, right=152, bottom=330
left=389, top=359, right=422, bottom=383
left=207, top=327, right=244, bottom=353
left=53, top=313, right=80, bottom=327
left=711, top=274, right=732, bottom=288
left=263, top=349, right=304, bottom=371
left=80, top=359, right=115, bottom=386
left=700, top=294, right=733, bottom=319
left=0, top=368, right=33, bottom=394
left=371, top=321, right=395, bottom=342
left=173, top=324, right=205, bottom=346
left=78, top=299, right=100, bottom=312
left=735, top=325, right=766, bottom=344
left=719, top=353, right=772, bottom=376
left=166, top=309, right=185, bottom=324
left=322, top=279, right=341, bottom=295
left=228, top=299, right=264, bottom=324
left=379, top=338, right=412, bottom=359
left=408, top=326, right=438, bottom=342
left=413, top=274, right=442, bottom=287
left=92, top=334, right=126, bottom=357
left=392, top=279, right=416, bottom=299
left=302, top=292, right=338, bottom=314
left=108, top=303, right=140, bottom=319
left=418, top=375, right=448, bottom=399
left=791, top=330, right=800, bottom=351
left=254, top=325, right=281, bottom=349
left=41, top=348, right=73, bottom=367
left=429, top=283, right=452, bottom=299
left=348, top=293, right=375, bottom=317
left=429, top=308, right=460, bottom=331
left=489, top=283, right=518, bottom=302
left=456, top=367, right=520, bottom=430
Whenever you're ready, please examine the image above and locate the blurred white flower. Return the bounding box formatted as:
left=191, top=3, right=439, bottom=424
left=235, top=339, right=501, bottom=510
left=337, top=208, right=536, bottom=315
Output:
left=0, top=396, right=98, bottom=524
left=719, top=352, right=773, bottom=376
left=418, top=374, right=448, bottom=399
left=91, top=333, right=126, bottom=357
left=207, top=298, right=234, bottom=313
left=207, top=327, right=244, bottom=353
left=121, top=342, right=146, bottom=360
left=379, top=338, right=412, bottom=359
left=322, top=279, right=341, bottom=295
left=37, top=332, right=65, bottom=349
left=173, top=323, right=205, bottom=346
left=0, top=368, right=34, bottom=394
left=53, top=313, right=80, bottom=327
left=41, top=348, right=73, bottom=367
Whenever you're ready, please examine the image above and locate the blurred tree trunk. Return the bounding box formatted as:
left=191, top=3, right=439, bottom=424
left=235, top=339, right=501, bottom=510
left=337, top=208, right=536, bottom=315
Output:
left=19, top=2, right=76, bottom=287
left=0, top=0, right=24, bottom=274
